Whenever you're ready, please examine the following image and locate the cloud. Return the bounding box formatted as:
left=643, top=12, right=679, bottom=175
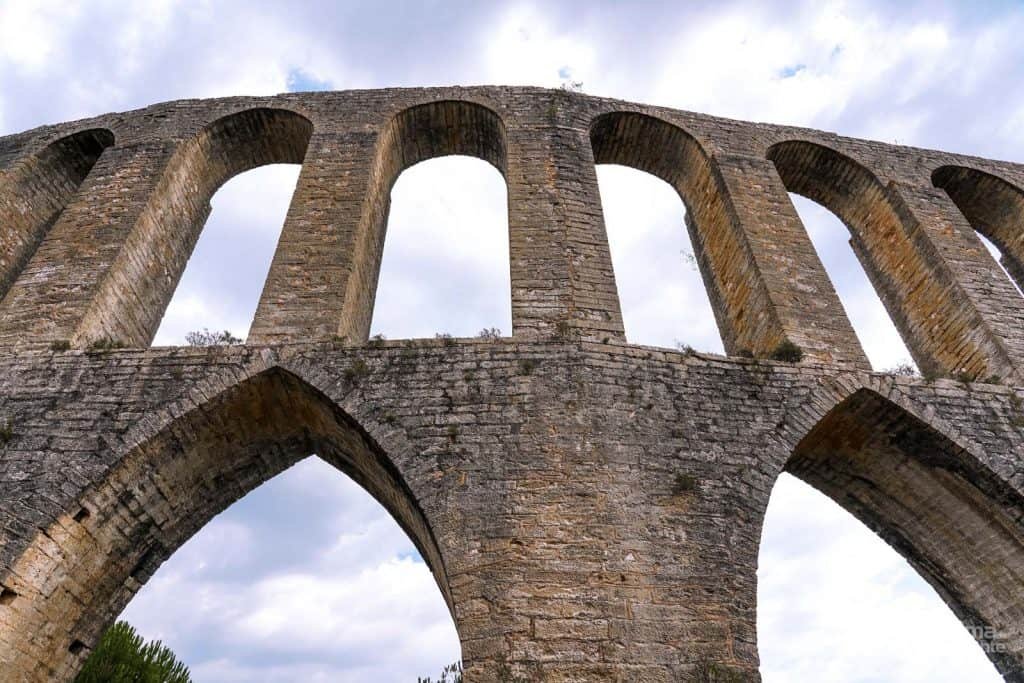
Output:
left=759, top=475, right=1001, bottom=682
left=4, top=1, right=1023, bottom=681
left=121, top=458, right=460, bottom=682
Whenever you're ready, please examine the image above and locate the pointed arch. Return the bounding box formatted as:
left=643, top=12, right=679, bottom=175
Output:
left=0, top=365, right=455, bottom=680
left=0, top=128, right=114, bottom=300
left=771, top=386, right=1024, bottom=679
left=933, top=165, right=1024, bottom=292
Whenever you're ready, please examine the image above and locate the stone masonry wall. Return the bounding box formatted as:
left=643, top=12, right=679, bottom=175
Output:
left=1, top=87, right=1023, bottom=681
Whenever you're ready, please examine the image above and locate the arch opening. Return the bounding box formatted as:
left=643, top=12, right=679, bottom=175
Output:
left=589, top=112, right=726, bottom=352
left=785, top=192, right=915, bottom=371
left=933, top=165, right=1024, bottom=295
left=758, top=388, right=1024, bottom=680
left=759, top=473, right=1003, bottom=681
left=768, top=141, right=980, bottom=378
left=0, top=367, right=460, bottom=680
left=94, top=108, right=313, bottom=347
left=117, top=456, right=460, bottom=680
left=152, top=164, right=301, bottom=346
left=0, top=128, right=114, bottom=301
left=370, top=156, right=511, bottom=340
left=364, top=100, right=511, bottom=341
left=593, top=164, right=721, bottom=351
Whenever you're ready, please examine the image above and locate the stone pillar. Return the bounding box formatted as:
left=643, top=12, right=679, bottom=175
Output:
left=249, top=131, right=381, bottom=344
left=887, top=183, right=1024, bottom=383
left=710, top=154, right=870, bottom=367
left=0, top=141, right=177, bottom=348
left=504, top=99, right=626, bottom=343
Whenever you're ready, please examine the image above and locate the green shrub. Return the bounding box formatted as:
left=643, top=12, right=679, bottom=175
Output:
left=674, top=473, right=698, bottom=494
left=885, top=361, right=918, bottom=377
left=477, top=327, right=502, bottom=341
left=344, top=358, right=370, bottom=383
left=88, top=338, right=127, bottom=351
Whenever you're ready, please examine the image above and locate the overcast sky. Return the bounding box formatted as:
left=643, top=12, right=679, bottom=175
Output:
left=2, top=1, right=1022, bottom=681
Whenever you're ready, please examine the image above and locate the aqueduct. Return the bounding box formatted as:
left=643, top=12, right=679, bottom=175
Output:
left=1, top=86, right=1024, bottom=681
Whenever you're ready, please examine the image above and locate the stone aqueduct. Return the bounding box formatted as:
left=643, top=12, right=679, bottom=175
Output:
left=0, top=86, right=1023, bottom=681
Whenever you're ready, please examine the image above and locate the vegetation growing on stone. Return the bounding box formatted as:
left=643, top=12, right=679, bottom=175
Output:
left=674, top=472, right=698, bottom=494
left=343, top=357, right=370, bottom=383
left=769, top=340, right=804, bottom=363
left=886, top=361, right=919, bottom=377
left=88, top=338, right=127, bottom=351
left=477, top=327, right=501, bottom=341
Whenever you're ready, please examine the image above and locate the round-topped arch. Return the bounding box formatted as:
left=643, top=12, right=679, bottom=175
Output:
left=933, top=164, right=1024, bottom=291
left=337, top=99, right=510, bottom=343
left=768, top=140, right=1013, bottom=380
left=0, top=128, right=115, bottom=300
left=76, top=107, right=314, bottom=347
left=588, top=111, right=758, bottom=353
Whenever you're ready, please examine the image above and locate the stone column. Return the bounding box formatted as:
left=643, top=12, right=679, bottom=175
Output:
left=710, top=154, right=870, bottom=367
left=887, top=182, right=1024, bottom=384
left=504, top=97, right=626, bottom=343
left=249, top=130, right=381, bottom=344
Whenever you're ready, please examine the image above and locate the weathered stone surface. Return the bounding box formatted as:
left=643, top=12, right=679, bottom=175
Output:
left=0, top=87, right=1023, bottom=681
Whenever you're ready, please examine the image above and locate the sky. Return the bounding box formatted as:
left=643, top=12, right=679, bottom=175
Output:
left=1, top=0, right=1022, bottom=680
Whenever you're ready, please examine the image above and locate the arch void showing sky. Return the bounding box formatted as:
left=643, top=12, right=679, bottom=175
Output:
left=4, top=1, right=1023, bottom=681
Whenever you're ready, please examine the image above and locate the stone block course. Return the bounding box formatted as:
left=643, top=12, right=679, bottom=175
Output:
left=0, top=87, right=1023, bottom=681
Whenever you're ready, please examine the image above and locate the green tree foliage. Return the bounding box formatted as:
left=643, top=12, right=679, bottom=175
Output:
left=75, top=620, right=191, bottom=683
left=184, top=328, right=242, bottom=346
left=418, top=661, right=463, bottom=683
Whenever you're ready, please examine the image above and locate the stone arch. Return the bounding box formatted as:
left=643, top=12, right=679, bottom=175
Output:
left=588, top=111, right=738, bottom=350
left=764, top=384, right=1024, bottom=680
left=933, top=165, right=1024, bottom=291
left=768, top=140, right=998, bottom=380
left=0, top=128, right=114, bottom=301
left=0, top=364, right=456, bottom=681
left=346, top=100, right=509, bottom=342
left=77, top=108, right=313, bottom=347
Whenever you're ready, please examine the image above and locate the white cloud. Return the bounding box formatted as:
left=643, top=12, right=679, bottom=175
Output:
left=758, top=475, right=1001, bottom=682
left=596, top=164, right=723, bottom=351
left=122, top=458, right=460, bottom=682
left=483, top=5, right=598, bottom=88
left=5, top=2, right=1024, bottom=680
left=370, top=156, right=512, bottom=339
